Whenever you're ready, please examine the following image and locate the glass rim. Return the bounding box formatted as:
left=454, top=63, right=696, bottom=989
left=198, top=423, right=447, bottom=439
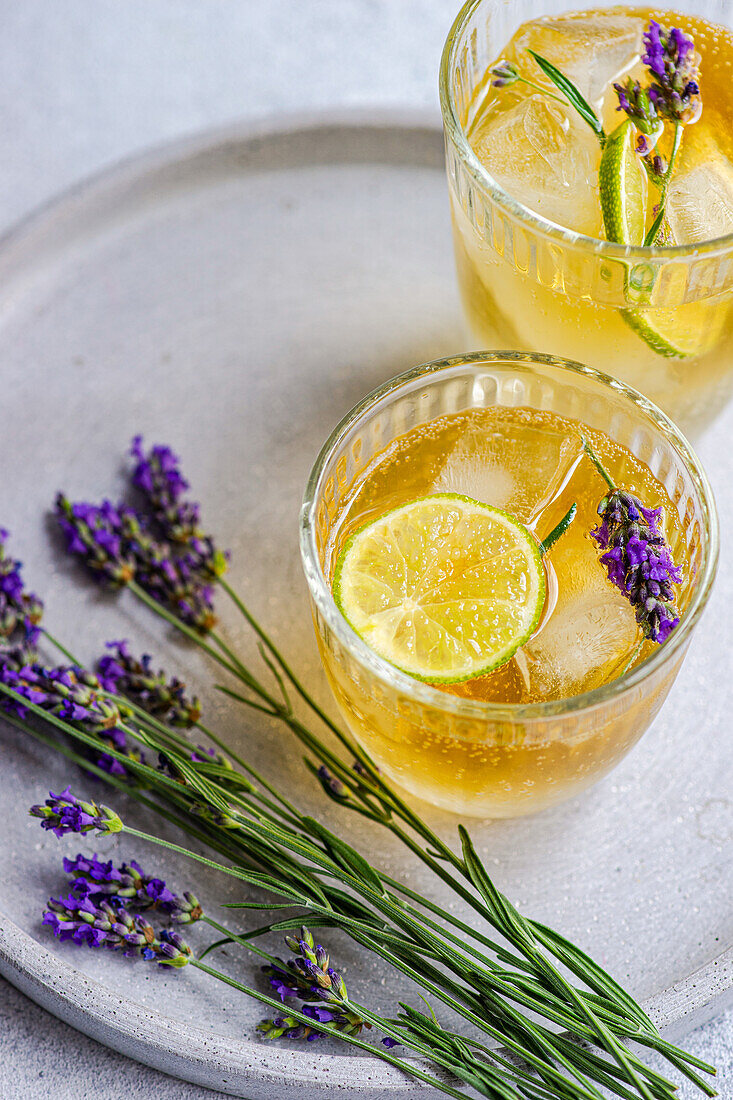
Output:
left=299, top=350, right=719, bottom=722
left=439, top=0, right=733, bottom=261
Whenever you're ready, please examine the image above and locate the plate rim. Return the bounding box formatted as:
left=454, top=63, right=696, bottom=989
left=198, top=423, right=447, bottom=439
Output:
left=0, top=106, right=730, bottom=1097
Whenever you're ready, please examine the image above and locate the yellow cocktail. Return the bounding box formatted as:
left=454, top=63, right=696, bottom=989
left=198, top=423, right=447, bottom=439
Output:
left=300, top=352, right=717, bottom=817
left=441, top=3, right=733, bottom=436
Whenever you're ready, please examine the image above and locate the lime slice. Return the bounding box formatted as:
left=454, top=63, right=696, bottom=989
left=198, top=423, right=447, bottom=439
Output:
left=333, top=493, right=545, bottom=684
left=623, top=296, right=729, bottom=360
left=599, top=120, right=710, bottom=359
left=599, top=119, right=647, bottom=246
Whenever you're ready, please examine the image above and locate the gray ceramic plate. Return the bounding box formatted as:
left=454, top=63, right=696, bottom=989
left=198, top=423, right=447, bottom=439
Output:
left=0, top=112, right=731, bottom=1099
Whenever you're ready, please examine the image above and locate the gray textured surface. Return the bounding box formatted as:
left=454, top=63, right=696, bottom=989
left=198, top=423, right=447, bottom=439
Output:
left=0, top=2, right=730, bottom=1098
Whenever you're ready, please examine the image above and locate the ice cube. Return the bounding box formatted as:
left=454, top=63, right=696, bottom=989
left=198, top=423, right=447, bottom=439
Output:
left=470, top=96, right=602, bottom=233
left=433, top=417, right=583, bottom=525
left=666, top=161, right=733, bottom=245
left=507, top=15, right=643, bottom=112
left=522, top=537, right=639, bottom=699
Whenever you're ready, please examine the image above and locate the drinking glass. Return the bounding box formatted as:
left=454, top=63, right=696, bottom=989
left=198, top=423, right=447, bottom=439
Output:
left=440, top=0, right=733, bottom=438
left=300, top=351, right=717, bottom=818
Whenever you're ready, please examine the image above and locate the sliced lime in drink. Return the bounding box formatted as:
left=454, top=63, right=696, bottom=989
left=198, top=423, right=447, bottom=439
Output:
left=599, top=120, right=705, bottom=359
left=620, top=303, right=717, bottom=358
left=333, top=494, right=545, bottom=684
left=599, top=119, right=647, bottom=246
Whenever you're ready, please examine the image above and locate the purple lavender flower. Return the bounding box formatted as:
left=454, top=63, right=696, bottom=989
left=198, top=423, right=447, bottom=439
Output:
left=43, top=894, right=191, bottom=966
left=57, top=435, right=228, bottom=634
left=490, top=60, right=520, bottom=88
left=98, top=640, right=201, bottom=728
left=55, top=493, right=218, bottom=634
left=0, top=661, right=122, bottom=726
left=642, top=20, right=701, bottom=123
left=55, top=496, right=137, bottom=587
left=0, top=625, right=148, bottom=781
left=130, top=436, right=199, bottom=544
left=258, top=928, right=369, bottom=1042
left=257, top=1014, right=323, bottom=1042
left=0, top=529, right=43, bottom=665
left=592, top=489, right=682, bottom=644
left=613, top=79, right=664, bottom=152
left=29, top=787, right=123, bottom=837
left=63, top=853, right=204, bottom=923
left=130, top=436, right=228, bottom=582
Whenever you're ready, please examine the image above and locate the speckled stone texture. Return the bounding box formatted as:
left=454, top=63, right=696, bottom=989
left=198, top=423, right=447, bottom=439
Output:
left=1, top=2, right=731, bottom=1097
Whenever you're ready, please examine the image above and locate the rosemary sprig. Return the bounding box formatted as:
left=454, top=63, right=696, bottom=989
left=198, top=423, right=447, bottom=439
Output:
left=526, top=50, right=606, bottom=145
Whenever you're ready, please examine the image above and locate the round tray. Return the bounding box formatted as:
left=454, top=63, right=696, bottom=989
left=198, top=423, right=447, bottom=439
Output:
left=0, top=111, right=731, bottom=1098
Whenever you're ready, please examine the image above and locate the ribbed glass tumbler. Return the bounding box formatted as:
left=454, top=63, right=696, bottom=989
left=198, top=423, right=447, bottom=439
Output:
left=440, top=0, right=733, bottom=437
left=300, top=352, right=717, bottom=818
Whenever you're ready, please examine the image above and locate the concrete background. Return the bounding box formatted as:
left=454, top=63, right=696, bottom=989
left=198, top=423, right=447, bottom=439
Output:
left=1, top=2, right=730, bottom=1096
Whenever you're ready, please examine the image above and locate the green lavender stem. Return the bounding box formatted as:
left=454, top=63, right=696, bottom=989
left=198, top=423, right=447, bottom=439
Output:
left=644, top=122, right=684, bottom=247
left=581, top=437, right=616, bottom=491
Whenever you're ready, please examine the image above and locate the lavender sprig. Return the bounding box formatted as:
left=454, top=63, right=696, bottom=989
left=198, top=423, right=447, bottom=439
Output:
left=98, top=640, right=201, bottom=728
left=30, top=787, right=123, bottom=837
left=584, top=440, right=682, bottom=644
left=592, top=490, right=682, bottom=643
left=0, top=663, right=121, bottom=728
left=130, top=436, right=228, bottom=581
left=614, top=21, right=700, bottom=245
left=64, top=852, right=203, bottom=923
left=0, top=528, right=44, bottom=665
left=37, top=865, right=453, bottom=1096
left=642, top=21, right=701, bottom=124
left=0, top=658, right=142, bottom=779
left=259, top=927, right=370, bottom=1041
left=55, top=494, right=218, bottom=633
left=43, top=894, right=192, bottom=966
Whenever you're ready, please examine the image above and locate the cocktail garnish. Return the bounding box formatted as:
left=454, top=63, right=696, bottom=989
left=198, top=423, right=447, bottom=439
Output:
left=492, top=21, right=702, bottom=247
left=583, top=439, right=682, bottom=644
left=526, top=48, right=607, bottom=143
left=614, top=21, right=701, bottom=245
left=490, top=20, right=703, bottom=359
left=332, top=494, right=545, bottom=682
left=599, top=119, right=648, bottom=246
left=540, top=502, right=577, bottom=554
